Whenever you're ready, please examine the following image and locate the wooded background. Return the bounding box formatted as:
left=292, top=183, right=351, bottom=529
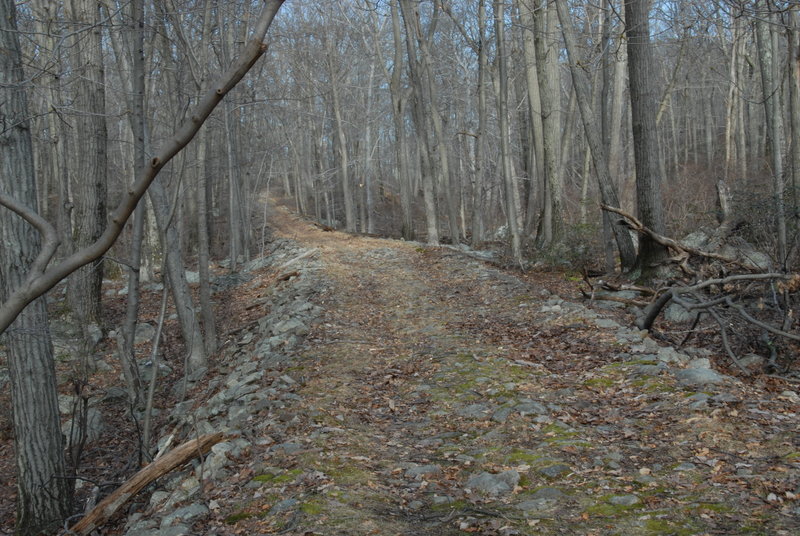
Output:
left=1, top=0, right=798, bottom=534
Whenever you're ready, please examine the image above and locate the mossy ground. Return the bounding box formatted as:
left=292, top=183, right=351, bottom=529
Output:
left=204, top=205, right=800, bottom=536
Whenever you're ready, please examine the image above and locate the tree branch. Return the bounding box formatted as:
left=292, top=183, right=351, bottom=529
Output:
left=0, top=192, right=60, bottom=277
left=601, top=204, right=757, bottom=271
left=0, top=0, right=286, bottom=336
left=69, top=433, right=224, bottom=535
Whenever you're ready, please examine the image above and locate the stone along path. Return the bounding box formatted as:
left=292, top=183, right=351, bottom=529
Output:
left=139, top=205, right=799, bottom=535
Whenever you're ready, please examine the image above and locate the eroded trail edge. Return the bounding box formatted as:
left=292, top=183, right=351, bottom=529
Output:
left=128, top=206, right=799, bottom=536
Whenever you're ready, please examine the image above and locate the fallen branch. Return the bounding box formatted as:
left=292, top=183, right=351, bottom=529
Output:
left=69, top=432, right=224, bottom=535
left=635, top=273, right=794, bottom=331
left=601, top=204, right=754, bottom=272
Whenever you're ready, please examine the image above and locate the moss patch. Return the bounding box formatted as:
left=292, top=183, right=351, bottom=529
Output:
left=224, top=511, right=254, bottom=525
left=252, top=468, right=302, bottom=485
left=300, top=499, right=325, bottom=515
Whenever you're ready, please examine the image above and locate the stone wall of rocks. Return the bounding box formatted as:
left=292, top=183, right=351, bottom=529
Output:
left=124, top=238, right=325, bottom=536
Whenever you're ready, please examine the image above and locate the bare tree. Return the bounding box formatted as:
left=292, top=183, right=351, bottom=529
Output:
left=625, top=0, right=669, bottom=276
left=0, top=2, right=285, bottom=531
left=556, top=0, right=636, bottom=269
left=1, top=1, right=72, bottom=531
left=65, top=0, right=109, bottom=339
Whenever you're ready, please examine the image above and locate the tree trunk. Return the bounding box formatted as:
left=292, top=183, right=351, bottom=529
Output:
left=555, top=0, right=636, bottom=269
left=532, top=0, right=564, bottom=247
left=418, top=2, right=461, bottom=243
left=120, top=0, right=147, bottom=407
left=756, top=11, right=788, bottom=268
left=789, top=9, right=800, bottom=228
left=518, top=0, right=544, bottom=237
left=399, top=0, right=439, bottom=245
left=625, top=0, right=669, bottom=276
left=0, top=1, right=72, bottom=531
left=472, top=0, right=489, bottom=245
left=328, top=51, right=356, bottom=233
left=147, top=180, right=207, bottom=373
left=66, top=0, right=108, bottom=337
left=495, top=0, right=522, bottom=263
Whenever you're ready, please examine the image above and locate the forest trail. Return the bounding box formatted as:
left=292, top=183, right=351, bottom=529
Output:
left=206, top=205, right=798, bottom=535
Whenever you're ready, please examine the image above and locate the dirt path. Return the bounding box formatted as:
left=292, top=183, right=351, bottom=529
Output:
left=222, top=206, right=799, bottom=535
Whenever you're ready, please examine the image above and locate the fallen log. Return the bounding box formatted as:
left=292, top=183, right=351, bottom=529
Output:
left=69, top=432, right=224, bottom=535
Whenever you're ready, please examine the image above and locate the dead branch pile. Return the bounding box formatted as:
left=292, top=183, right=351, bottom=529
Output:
left=589, top=204, right=799, bottom=377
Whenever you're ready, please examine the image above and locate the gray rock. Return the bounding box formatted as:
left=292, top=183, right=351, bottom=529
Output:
left=407, top=500, right=424, bottom=511
left=491, top=406, right=514, bottom=423
left=673, top=367, right=730, bottom=387
left=538, top=464, right=570, bottom=479
left=184, top=270, right=199, bottom=284
left=161, top=503, right=208, bottom=528
left=632, top=363, right=667, bottom=377
left=86, top=323, right=104, bottom=347
left=466, top=470, right=520, bottom=496
left=687, top=358, right=711, bottom=369
left=658, top=346, right=689, bottom=364
left=515, top=399, right=548, bottom=415
left=594, top=318, right=622, bottom=329
left=102, top=386, right=129, bottom=404
left=685, top=393, right=710, bottom=409
left=271, top=442, right=303, bottom=455
left=739, top=353, right=764, bottom=371
left=674, top=462, right=697, bottom=471
left=711, top=392, right=739, bottom=404
left=516, top=499, right=555, bottom=513
left=155, top=525, right=192, bottom=536
left=62, top=407, right=104, bottom=448
left=187, top=366, right=208, bottom=382
left=431, top=495, right=455, bottom=505
left=270, top=498, right=298, bottom=514
left=609, top=494, right=640, bottom=506
left=133, top=323, right=156, bottom=345
left=515, top=488, right=565, bottom=513
left=457, top=403, right=493, bottom=419
left=139, top=361, right=173, bottom=384
left=405, top=464, right=442, bottom=479
left=664, top=302, right=698, bottom=323
left=530, top=487, right=564, bottom=500
left=272, top=318, right=309, bottom=336
left=632, top=337, right=661, bottom=353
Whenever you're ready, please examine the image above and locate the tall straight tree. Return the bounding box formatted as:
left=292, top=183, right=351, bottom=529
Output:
left=0, top=0, right=72, bottom=532
left=531, top=0, right=564, bottom=247
left=66, top=0, right=108, bottom=337
left=625, top=0, right=668, bottom=275
left=495, top=0, right=522, bottom=262
left=399, top=0, right=440, bottom=244
left=755, top=8, right=788, bottom=269
left=556, top=0, right=636, bottom=269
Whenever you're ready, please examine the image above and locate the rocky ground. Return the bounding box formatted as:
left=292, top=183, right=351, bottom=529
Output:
left=2, top=203, right=799, bottom=535
left=123, top=205, right=799, bottom=535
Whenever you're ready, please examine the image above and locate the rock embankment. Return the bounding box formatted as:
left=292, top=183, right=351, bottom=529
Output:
left=124, top=237, right=325, bottom=536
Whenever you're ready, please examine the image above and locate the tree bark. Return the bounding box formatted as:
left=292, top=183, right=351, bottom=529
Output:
left=755, top=9, right=788, bottom=269
left=555, top=0, right=636, bottom=269
left=789, top=9, right=800, bottom=228
left=0, top=1, right=72, bottom=532
left=472, top=0, right=489, bottom=245
left=399, top=0, right=440, bottom=245
left=66, top=0, right=108, bottom=337
left=625, top=0, right=669, bottom=276
left=495, top=0, right=522, bottom=263
left=532, top=0, right=564, bottom=247
left=147, top=180, right=207, bottom=372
